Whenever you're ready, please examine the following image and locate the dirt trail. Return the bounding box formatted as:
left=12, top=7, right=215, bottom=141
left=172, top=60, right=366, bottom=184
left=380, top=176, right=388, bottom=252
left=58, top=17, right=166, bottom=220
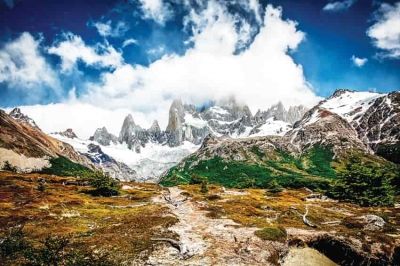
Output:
left=147, top=187, right=285, bottom=265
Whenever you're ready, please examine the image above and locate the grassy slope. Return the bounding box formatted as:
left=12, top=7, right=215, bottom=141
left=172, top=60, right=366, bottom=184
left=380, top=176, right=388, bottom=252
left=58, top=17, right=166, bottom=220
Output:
left=0, top=172, right=177, bottom=265
left=161, top=146, right=335, bottom=190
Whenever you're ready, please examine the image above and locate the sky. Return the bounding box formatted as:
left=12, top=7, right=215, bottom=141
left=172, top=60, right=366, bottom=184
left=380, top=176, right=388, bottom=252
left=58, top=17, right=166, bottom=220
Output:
left=0, top=0, right=400, bottom=137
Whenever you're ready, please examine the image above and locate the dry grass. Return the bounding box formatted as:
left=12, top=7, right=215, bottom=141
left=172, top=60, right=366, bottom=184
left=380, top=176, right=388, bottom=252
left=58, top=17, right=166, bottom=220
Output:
left=0, top=171, right=178, bottom=264
left=179, top=184, right=400, bottom=251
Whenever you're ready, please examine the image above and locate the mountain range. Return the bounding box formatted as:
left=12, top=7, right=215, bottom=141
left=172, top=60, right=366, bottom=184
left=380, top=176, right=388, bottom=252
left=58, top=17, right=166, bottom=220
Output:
left=0, top=89, right=399, bottom=185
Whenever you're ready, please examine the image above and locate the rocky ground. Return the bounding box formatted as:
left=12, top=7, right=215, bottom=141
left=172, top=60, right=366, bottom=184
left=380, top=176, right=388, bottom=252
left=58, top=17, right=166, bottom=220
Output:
left=0, top=172, right=399, bottom=265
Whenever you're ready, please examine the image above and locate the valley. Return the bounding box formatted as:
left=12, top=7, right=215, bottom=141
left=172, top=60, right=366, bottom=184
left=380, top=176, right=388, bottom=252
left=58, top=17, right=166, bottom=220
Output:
left=0, top=172, right=399, bottom=265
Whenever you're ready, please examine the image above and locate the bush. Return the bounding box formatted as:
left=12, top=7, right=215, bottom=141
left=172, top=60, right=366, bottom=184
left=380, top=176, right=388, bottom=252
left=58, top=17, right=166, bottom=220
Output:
left=255, top=226, right=287, bottom=242
left=329, top=157, right=395, bottom=206
left=87, top=171, right=121, bottom=197
left=25, top=236, right=70, bottom=265
left=200, top=180, right=209, bottom=194
left=0, top=225, right=29, bottom=261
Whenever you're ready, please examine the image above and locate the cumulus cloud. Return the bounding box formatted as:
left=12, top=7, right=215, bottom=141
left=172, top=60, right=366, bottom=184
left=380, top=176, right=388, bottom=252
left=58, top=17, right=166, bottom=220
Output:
left=323, top=0, right=356, bottom=12
left=351, top=55, right=368, bottom=67
left=367, top=2, right=400, bottom=59
left=82, top=3, right=319, bottom=122
left=48, top=33, right=123, bottom=72
left=0, top=32, right=60, bottom=95
left=17, top=2, right=320, bottom=134
left=138, top=0, right=173, bottom=25
left=122, top=38, right=138, bottom=48
left=92, top=20, right=129, bottom=38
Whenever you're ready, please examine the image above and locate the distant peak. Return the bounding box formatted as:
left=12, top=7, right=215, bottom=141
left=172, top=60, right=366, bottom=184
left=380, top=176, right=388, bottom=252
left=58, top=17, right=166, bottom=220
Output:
left=330, top=89, right=354, bottom=99
left=56, top=128, right=78, bottom=139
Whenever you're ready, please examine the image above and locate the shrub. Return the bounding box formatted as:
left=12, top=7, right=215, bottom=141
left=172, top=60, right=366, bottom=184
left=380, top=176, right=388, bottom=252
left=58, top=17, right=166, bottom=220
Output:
left=0, top=225, right=28, bottom=261
left=329, top=156, right=395, bottom=206
left=200, top=180, right=209, bottom=194
left=255, top=226, right=287, bottom=242
left=87, top=171, right=121, bottom=197
left=25, top=236, right=70, bottom=265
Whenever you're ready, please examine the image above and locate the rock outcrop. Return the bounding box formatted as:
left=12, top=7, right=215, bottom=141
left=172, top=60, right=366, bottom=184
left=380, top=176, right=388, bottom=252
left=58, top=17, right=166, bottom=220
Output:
left=90, top=127, right=118, bottom=146
left=55, top=128, right=78, bottom=139
left=9, top=108, right=40, bottom=130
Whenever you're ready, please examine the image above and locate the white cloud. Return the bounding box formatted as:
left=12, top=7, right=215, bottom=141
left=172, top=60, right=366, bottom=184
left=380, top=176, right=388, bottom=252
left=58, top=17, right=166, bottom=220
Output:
left=351, top=55, right=368, bottom=67
left=48, top=33, right=123, bottom=72
left=367, top=2, right=400, bottom=59
left=18, top=3, right=320, bottom=135
left=0, top=32, right=60, bottom=94
left=122, top=38, right=138, bottom=48
left=138, top=0, right=172, bottom=25
left=92, top=20, right=129, bottom=38
left=83, top=3, right=319, bottom=115
left=323, top=0, right=356, bottom=12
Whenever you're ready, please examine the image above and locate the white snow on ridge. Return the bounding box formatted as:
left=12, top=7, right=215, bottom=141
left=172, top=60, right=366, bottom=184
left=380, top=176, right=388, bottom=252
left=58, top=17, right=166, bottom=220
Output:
left=184, top=113, right=208, bottom=128
left=249, top=118, right=292, bottom=137
left=209, top=106, right=229, bottom=115
left=51, top=134, right=199, bottom=181
left=321, top=91, right=384, bottom=122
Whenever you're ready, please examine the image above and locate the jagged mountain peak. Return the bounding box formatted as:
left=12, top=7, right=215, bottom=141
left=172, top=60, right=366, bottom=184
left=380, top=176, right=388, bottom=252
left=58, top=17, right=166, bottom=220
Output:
left=9, top=107, right=40, bottom=130
left=90, top=126, right=118, bottom=146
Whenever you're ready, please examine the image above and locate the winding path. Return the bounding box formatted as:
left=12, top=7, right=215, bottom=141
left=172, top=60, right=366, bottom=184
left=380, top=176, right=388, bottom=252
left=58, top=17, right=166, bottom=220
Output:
left=147, top=187, right=285, bottom=265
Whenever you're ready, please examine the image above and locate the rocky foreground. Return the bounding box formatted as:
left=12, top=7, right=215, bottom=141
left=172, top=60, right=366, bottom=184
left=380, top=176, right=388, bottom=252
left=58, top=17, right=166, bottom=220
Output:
left=0, top=172, right=399, bottom=265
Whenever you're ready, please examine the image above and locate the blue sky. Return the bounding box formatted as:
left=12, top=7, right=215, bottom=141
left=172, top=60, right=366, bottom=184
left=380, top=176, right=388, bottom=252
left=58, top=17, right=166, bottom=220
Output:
left=0, top=0, right=399, bottom=111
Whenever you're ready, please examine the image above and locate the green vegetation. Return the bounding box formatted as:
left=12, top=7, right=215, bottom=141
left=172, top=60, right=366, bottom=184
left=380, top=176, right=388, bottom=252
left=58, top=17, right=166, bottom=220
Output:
left=329, top=156, right=396, bottom=207
left=161, top=146, right=335, bottom=190
left=254, top=226, right=287, bottom=242
left=86, top=171, right=121, bottom=197
left=39, top=156, right=93, bottom=177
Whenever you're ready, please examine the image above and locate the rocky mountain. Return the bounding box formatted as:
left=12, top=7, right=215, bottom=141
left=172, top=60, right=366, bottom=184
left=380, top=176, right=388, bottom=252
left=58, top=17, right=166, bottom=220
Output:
left=312, top=89, right=400, bottom=163
left=74, top=99, right=305, bottom=180
left=254, top=102, right=308, bottom=125
left=0, top=109, right=93, bottom=172
left=161, top=89, right=399, bottom=187
left=89, top=127, right=118, bottom=146
left=108, top=98, right=306, bottom=152
left=54, top=128, right=78, bottom=139
left=9, top=107, right=40, bottom=130
left=83, top=143, right=136, bottom=180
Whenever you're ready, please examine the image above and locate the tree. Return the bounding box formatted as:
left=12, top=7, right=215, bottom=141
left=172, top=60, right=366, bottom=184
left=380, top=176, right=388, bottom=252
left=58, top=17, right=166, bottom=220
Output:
left=200, top=180, right=209, bottom=194
left=330, top=157, right=395, bottom=207
left=88, top=171, right=121, bottom=197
